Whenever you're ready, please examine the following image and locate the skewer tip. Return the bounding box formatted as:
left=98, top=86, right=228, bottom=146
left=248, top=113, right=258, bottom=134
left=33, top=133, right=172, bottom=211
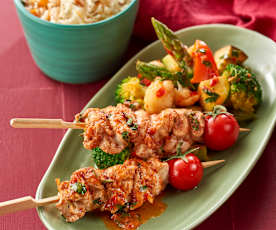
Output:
left=10, top=119, right=15, bottom=128
left=239, top=128, right=251, bottom=132
left=202, top=159, right=225, bottom=168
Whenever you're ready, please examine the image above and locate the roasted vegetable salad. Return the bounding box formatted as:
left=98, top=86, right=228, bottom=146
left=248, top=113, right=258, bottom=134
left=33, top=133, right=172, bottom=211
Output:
left=114, top=17, right=262, bottom=122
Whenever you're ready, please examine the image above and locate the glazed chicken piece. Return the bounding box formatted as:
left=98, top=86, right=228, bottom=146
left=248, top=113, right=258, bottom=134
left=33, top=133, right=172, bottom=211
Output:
left=76, top=104, right=205, bottom=159
left=56, top=158, right=169, bottom=223
left=76, top=104, right=138, bottom=154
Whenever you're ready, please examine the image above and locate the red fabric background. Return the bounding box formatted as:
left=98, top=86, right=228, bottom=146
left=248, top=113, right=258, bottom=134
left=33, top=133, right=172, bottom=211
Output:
left=1, top=0, right=276, bottom=229
left=134, top=0, right=276, bottom=41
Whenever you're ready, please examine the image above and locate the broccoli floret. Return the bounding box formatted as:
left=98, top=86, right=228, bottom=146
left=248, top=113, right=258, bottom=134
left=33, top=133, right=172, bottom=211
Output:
left=91, top=147, right=130, bottom=169
left=115, top=76, right=146, bottom=105
left=223, top=64, right=262, bottom=116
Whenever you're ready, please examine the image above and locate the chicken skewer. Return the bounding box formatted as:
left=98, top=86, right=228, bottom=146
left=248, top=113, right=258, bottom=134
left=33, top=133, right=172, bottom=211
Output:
left=10, top=118, right=250, bottom=131
left=0, top=159, right=224, bottom=218
left=10, top=104, right=250, bottom=159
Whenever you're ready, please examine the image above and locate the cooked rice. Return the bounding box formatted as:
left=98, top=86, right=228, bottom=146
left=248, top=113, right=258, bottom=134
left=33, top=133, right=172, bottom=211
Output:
left=22, top=0, right=131, bottom=24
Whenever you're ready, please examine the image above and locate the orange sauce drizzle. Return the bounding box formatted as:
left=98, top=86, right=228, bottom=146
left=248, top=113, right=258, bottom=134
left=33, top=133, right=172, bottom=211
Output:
left=96, top=193, right=167, bottom=230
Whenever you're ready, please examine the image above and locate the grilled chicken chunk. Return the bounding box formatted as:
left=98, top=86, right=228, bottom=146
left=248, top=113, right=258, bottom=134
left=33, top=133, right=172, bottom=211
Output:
left=56, top=158, right=169, bottom=223
left=76, top=104, right=205, bottom=159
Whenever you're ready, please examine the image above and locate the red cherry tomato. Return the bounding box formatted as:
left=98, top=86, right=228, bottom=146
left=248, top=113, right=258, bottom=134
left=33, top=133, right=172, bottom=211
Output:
left=168, top=154, right=203, bottom=191
left=204, top=113, right=240, bottom=151
left=189, top=40, right=219, bottom=83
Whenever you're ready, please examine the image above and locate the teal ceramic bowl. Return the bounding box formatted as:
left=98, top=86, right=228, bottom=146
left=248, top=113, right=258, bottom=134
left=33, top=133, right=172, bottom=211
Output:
left=14, top=0, right=138, bottom=84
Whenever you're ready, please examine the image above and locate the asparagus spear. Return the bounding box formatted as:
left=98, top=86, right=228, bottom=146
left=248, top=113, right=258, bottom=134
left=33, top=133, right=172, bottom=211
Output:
left=151, top=17, right=193, bottom=78
left=136, top=60, right=193, bottom=88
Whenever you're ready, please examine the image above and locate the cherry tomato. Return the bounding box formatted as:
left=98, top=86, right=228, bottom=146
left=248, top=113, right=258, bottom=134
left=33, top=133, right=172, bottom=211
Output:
left=189, top=40, right=219, bottom=83
left=204, top=113, right=240, bottom=151
left=168, top=154, right=203, bottom=191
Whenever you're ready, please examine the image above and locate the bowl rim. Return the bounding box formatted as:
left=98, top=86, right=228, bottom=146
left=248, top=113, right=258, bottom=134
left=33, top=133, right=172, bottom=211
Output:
left=14, top=0, right=138, bottom=28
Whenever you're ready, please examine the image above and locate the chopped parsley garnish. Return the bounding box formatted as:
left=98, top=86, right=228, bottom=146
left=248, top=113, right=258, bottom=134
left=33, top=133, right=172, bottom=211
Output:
left=231, top=49, right=240, bottom=57
left=70, top=182, right=87, bottom=195
left=219, top=54, right=228, bottom=60
left=188, top=113, right=200, bottom=131
left=140, top=185, right=148, bottom=192
left=93, top=198, right=103, bottom=205
left=130, top=202, right=137, bottom=208
left=192, top=119, right=200, bottom=130
left=130, top=124, right=138, bottom=131
left=76, top=113, right=83, bottom=122
left=101, top=179, right=114, bottom=184
left=202, top=60, right=212, bottom=67
left=203, top=88, right=219, bottom=103
left=127, top=118, right=133, bottom=126
left=126, top=118, right=138, bottom=131
left=116, top=204, right=127, bottom=215
left=122, top=131, right=129, bottom=141
left=116, top=208, right=130, bottom=217
left=205, top=96, right=219, bottom=103
left=159, top=146, right=164, bottom=153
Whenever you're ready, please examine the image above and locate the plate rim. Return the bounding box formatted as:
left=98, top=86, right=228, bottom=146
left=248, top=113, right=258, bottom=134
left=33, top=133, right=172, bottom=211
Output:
left=36, top=23, right=276, bottom=230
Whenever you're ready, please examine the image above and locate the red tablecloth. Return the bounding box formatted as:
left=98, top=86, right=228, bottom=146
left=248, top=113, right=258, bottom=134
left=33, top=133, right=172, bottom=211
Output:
left=1, top=1, right=276, bottom=229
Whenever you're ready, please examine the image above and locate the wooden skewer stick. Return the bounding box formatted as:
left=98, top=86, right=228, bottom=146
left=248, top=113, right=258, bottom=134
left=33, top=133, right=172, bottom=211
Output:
left=202, top=159, right=225, bottom=168
left=0, top=160, right=225, bottom=216
left=10, top=118, right=85, bottom=129
left=239, top=128, right=251, bottom=132
left=10, top=118, right=250, bottom=132
left=0, top=195, right=59, bottom=216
